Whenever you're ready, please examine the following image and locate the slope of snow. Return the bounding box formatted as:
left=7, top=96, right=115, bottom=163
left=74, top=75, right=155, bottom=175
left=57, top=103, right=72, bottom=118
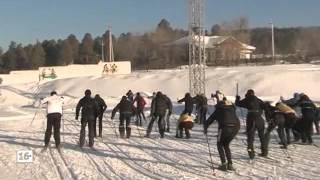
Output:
left=0, top=64, right=320, bottom=179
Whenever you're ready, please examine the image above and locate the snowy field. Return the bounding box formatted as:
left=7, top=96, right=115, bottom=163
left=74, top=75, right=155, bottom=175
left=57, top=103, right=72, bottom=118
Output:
left=0, top=64, right=320, bottom=180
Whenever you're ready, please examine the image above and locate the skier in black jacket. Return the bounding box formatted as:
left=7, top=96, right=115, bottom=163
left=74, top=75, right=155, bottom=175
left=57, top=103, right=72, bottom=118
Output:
left=76, top=89, right=99, bottom=148
left=205, top=98, right=240, bottom=171
left=297, top=94, right=317, bottom=144
left=94, top=94, right=107, bottom=137
left=193, top=94, right=208, bottom=124
left=235, top=89, right=267, bottom=158
left=111, top=96, right=136, bottom=138
left=146, top=91, right=171, bottom=138
left=178, top=93, right=194, bottom=115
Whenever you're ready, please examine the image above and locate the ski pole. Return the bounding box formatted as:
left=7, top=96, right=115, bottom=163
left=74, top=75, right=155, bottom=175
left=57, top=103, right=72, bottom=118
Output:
left=205, top=134, right=216, bottom=175
left=111, top=118, right=118, bottom=138
left=29, top=102, right=42, bottom=127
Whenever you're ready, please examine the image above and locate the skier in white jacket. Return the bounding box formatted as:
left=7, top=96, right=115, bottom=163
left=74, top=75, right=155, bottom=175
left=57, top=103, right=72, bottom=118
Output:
left=41, top=91, right=64, bottom=151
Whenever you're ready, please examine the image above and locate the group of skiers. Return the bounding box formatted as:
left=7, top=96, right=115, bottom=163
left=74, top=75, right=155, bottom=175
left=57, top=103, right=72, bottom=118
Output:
left=40, top=88, right=319, bottom=172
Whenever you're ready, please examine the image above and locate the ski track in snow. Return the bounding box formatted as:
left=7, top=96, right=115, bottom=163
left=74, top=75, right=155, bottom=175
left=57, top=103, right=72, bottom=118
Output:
left=1, top=108, right=320, bottom=180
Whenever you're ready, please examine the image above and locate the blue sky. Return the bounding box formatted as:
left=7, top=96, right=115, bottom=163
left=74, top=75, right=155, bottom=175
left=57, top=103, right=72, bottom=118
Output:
left=0, top=0, right=319, bottom=50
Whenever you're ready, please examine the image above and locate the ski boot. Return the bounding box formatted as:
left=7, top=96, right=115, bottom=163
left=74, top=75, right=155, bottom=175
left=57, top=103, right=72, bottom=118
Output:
left=119, top=127, right=125, bottom=138
left=247, top=148, right=255, bottom=159
left=218, top=163, right=228, bottom=171
left=126, top=127, right=131, bottom=138
left=185, top=129, right=191, bottom=139
left=41, top=145, right=49, bottom=153
left=227, top=163, right=235, bottom=171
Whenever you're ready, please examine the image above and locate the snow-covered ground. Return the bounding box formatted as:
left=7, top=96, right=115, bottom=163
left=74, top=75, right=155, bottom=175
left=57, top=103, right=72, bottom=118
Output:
left=0, top=64, right=320, bottom=179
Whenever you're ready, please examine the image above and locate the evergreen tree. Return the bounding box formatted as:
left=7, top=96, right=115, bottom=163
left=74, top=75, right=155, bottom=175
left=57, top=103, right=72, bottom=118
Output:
left=67, top=34, right=79, bottom=64
left=42, top=40, right=59, bottom=66
left=2, top=41, right=18, bottom=70
left=15, top=44, right=29, bottom=69
left=31, top=42, right=46, bottom=68
left=79, top=33, right=97, bottom=64
left=58, top=40, right=73, bottom=65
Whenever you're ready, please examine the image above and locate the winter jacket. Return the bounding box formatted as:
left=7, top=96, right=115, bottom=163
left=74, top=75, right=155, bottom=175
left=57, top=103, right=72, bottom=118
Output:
left=76, top=96, right=99, bottom=120
left=153, top=93, right=172, bottom=116
left=207, top=100, right=240, bottom=129
left=41, top=95, right=64, bottom=115
left=235, top=95, right=265, bottom=115
left=298, top=99, right=317, bottom=121
left=111, top=98, right=136, bottom=119
left=178, top=95, right=194, bottom=113
left=193, top=95, right=208, bottom=110
left=133, top=95, right=146, bottom=110
left=275, top=102, right=296, bottom=114
left=164, top=95, right=173, bottom=114
left=179, top=114, right=193, bottom=123
left=95, top=96, right=107, bottom=113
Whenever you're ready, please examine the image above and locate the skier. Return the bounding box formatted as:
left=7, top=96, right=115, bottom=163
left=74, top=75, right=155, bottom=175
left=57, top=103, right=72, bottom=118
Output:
left=76, top=89, right=99, bottom=148
left=211, top=90, right=225, bottom=104
left=149, top=92, right=157, bottom=118
left=111, top=96, right=136, bottom=138
left=204, top=98, right=240, bottom=171
left=281, top=93, right=304, bottom=141
left=126, top=90, right=134, bottom=102
left=263, top=102, right=297, bottom=154
left=296, top=94, right=317, bottom=144
left=41, top=91, right=64, bottom=152
left=164, top=94, right=173, bottom=132
left=274, top=102, right=298, bottom=144
left=235, top=89, right=267, bottom=159
left=193, top=94, right=208, bottom=124
left=280, top=93, right=302, bottom=108
left=176, top=113, right=194, bottom=139
left=133, top=92, right=146, bottom=126
left=145, top=92, right=171, bottom=138
left=178, top=93, right=194, bottom=116
left=94, top=94, right=107, bottom=137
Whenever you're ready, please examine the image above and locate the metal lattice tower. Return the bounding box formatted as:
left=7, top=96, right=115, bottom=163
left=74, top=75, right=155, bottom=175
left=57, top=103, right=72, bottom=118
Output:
left=188, top=0, right=206, bottom=96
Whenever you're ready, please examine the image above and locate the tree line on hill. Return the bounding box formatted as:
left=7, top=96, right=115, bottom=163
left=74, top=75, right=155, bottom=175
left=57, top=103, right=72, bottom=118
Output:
left=1, top=17, right=320, bottom=73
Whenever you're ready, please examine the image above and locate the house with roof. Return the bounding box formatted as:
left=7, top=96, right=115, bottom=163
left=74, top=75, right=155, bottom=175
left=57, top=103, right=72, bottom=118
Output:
left=168, top=36, right=256, bottom=65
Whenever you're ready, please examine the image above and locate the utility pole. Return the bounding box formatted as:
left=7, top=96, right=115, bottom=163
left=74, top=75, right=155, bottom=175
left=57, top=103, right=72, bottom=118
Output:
left=188, top=0, right=206, bottom=96
left=270, top=21, right=275, bottom=63
left=108, top=26, right=115, bottom=62
left=101, top=39, right=105, bottom=62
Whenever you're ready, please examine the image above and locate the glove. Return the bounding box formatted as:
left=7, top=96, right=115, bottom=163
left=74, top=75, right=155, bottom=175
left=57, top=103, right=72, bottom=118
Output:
left=236, top=95, right=241, bottom=100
